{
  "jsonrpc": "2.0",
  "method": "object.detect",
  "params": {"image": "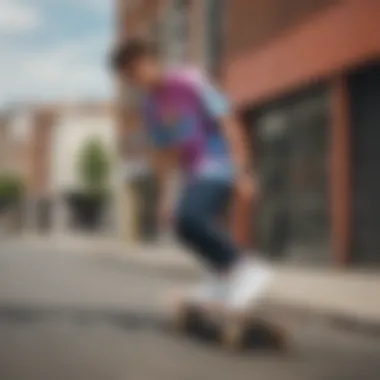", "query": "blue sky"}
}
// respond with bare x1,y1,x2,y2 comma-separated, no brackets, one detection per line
0,0,114,107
